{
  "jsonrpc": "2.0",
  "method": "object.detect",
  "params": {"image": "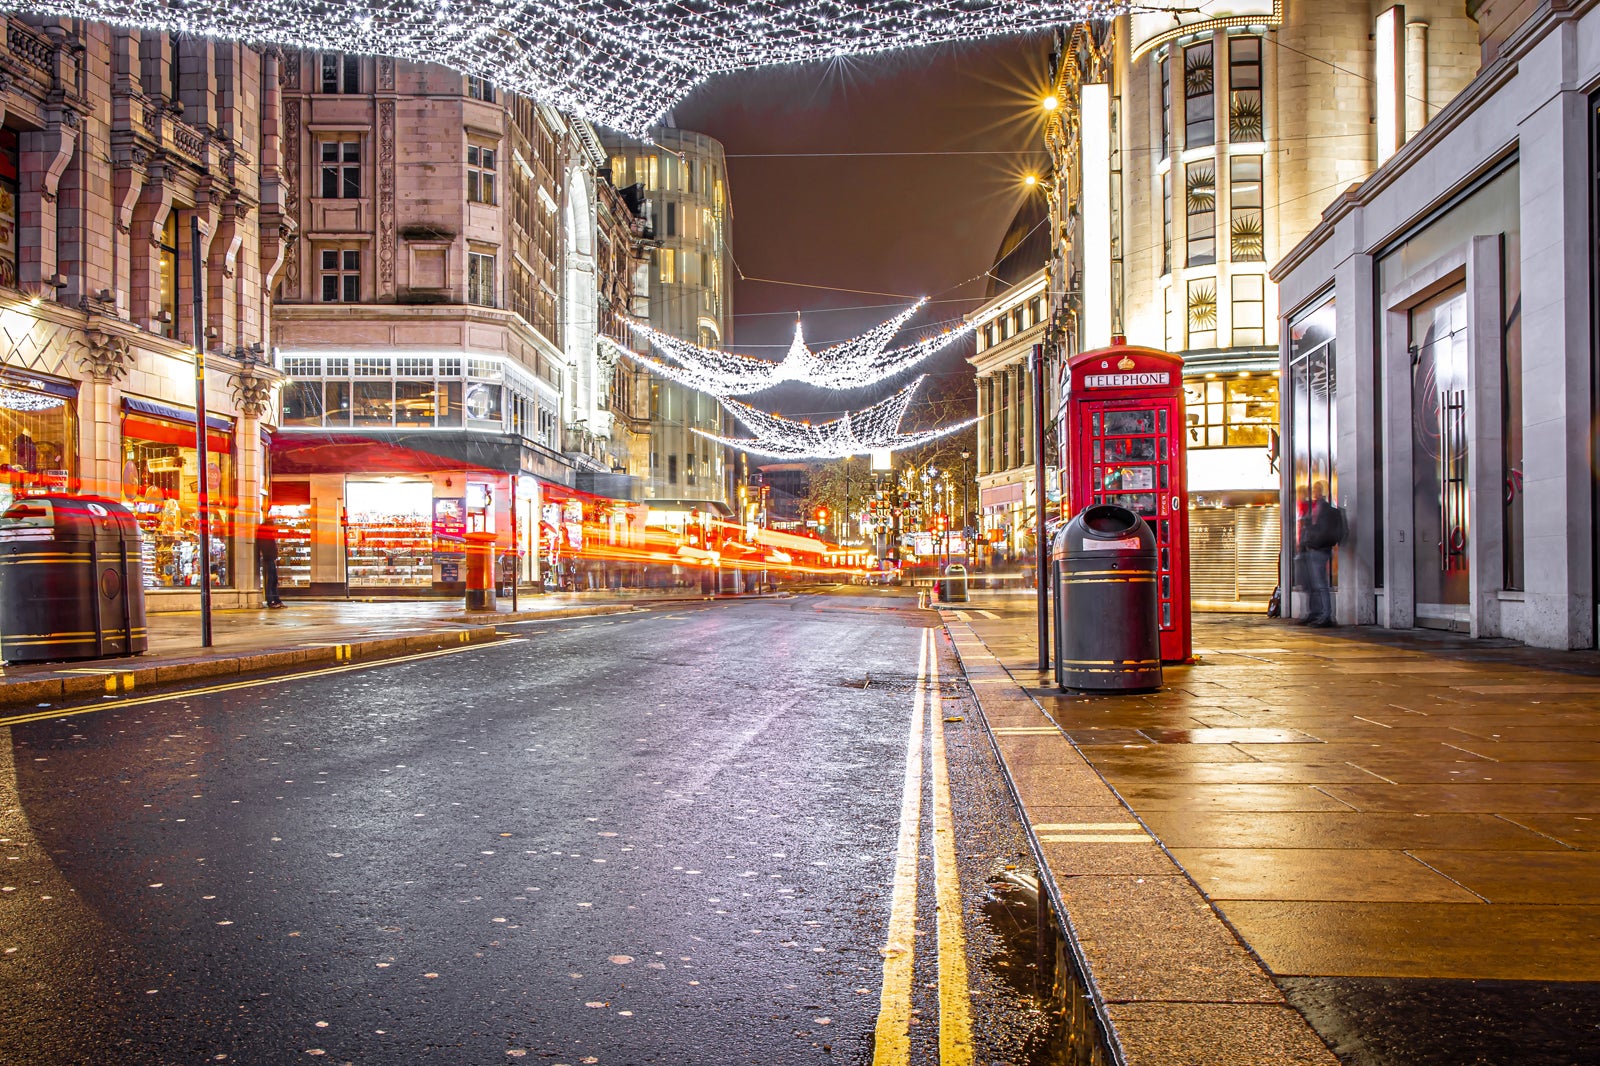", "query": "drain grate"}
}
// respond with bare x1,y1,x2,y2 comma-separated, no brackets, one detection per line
837,671,968,694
